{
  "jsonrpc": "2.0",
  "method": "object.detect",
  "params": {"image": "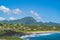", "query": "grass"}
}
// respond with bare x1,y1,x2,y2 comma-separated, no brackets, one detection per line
0,31,22,40
0,36,22,40
0,31,5,34
0,30,60,40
